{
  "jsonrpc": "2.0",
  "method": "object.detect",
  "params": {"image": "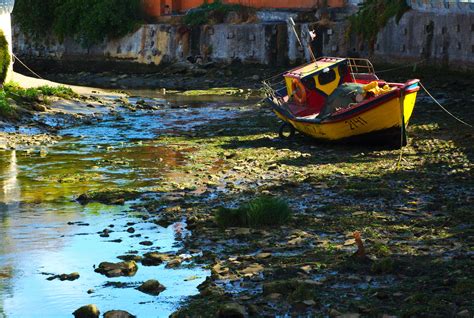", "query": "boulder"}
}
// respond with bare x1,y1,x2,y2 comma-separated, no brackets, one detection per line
94,261,138,277
103,310,136,318
137,280,166,296
72,304,100,318
142,252,169,266
217,303,247,318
